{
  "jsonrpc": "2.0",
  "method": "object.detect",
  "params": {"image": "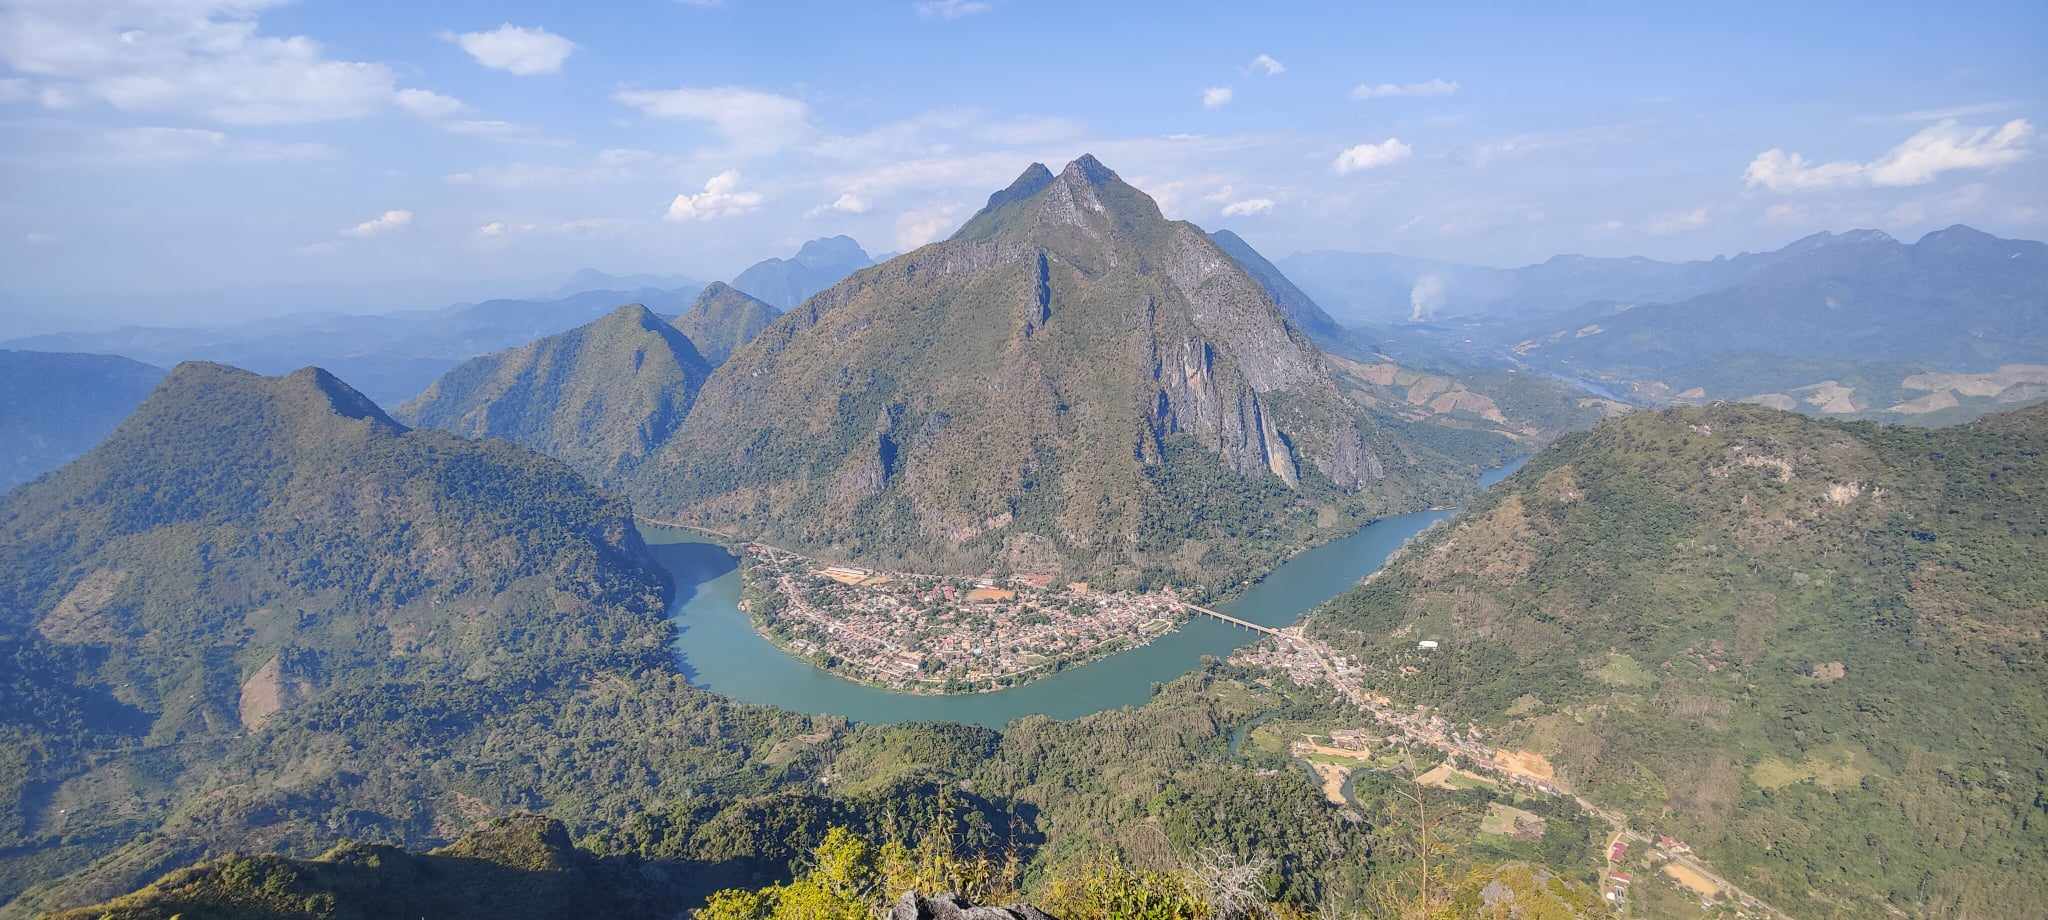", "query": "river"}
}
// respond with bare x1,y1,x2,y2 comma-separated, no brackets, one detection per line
643,458,1526,729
